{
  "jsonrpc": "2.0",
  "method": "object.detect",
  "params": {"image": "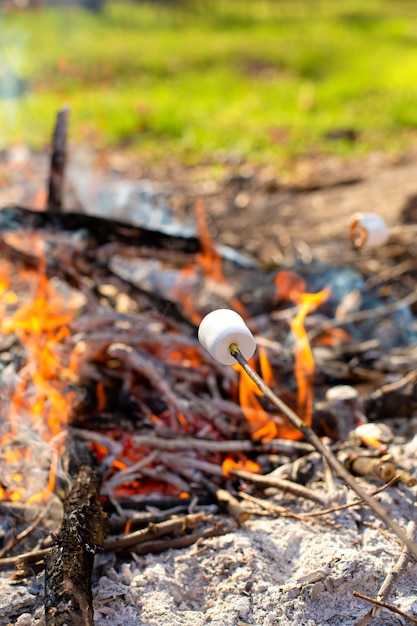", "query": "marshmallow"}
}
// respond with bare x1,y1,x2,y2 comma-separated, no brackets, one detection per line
198,309,256,365
349,212,390,248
